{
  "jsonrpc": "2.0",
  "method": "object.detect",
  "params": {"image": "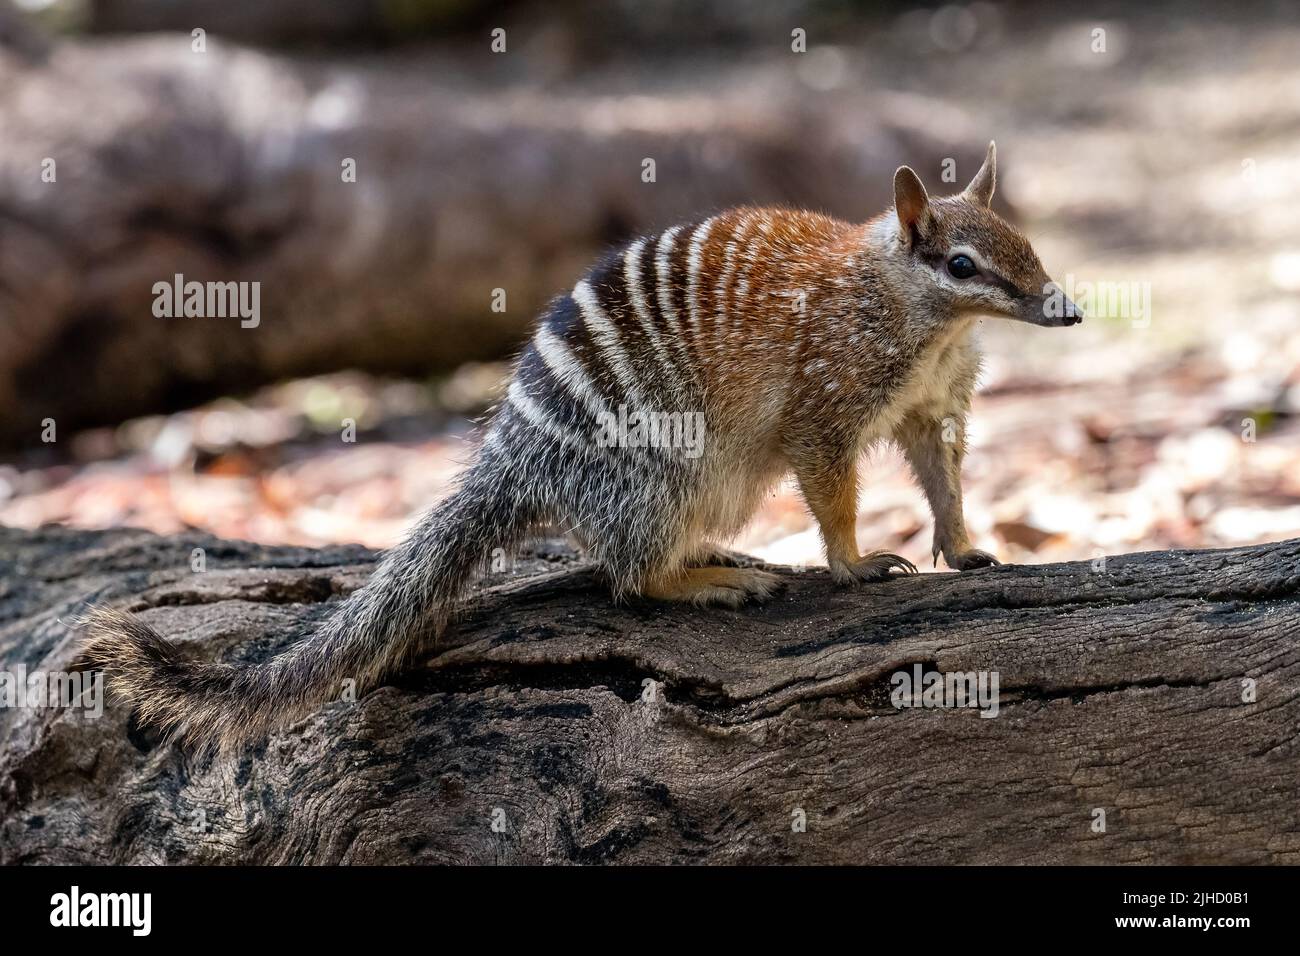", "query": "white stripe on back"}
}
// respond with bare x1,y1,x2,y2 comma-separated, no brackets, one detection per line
624,237,688,404
655,225,684,332
572,279,648,411
655,224,700,388
505,378,552,431
506,377,603,460
714,215,749,349
685,217,716,337
534,324,610,423
732,218,765,338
